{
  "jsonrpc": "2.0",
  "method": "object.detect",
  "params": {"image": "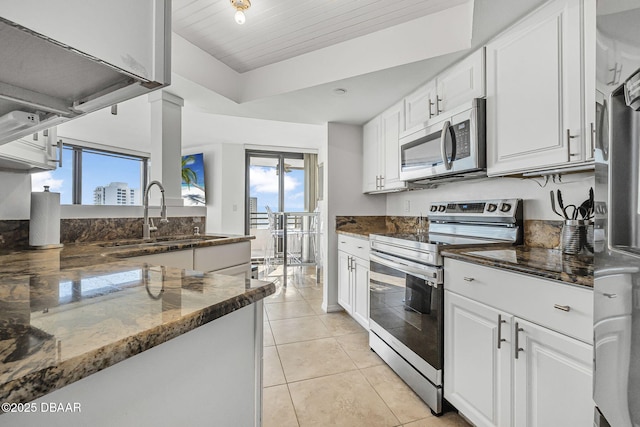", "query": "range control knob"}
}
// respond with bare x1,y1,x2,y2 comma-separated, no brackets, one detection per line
438,205,446,212
500,203,512,212
430,205,438,212
487,203,498,212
